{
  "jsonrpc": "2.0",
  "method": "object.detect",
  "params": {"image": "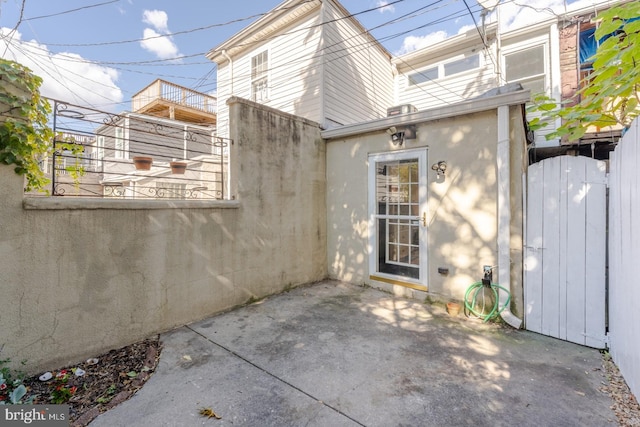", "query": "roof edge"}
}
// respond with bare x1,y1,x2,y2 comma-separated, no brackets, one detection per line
321,89,531,140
